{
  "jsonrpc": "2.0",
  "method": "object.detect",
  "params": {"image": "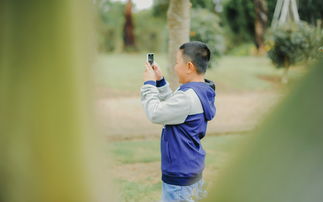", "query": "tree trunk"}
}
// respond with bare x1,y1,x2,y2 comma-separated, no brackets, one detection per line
281,59,290,84
0,1,113,202
281,66,290,84
123,0,136,51
254,0,268,55
167,0,191,89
